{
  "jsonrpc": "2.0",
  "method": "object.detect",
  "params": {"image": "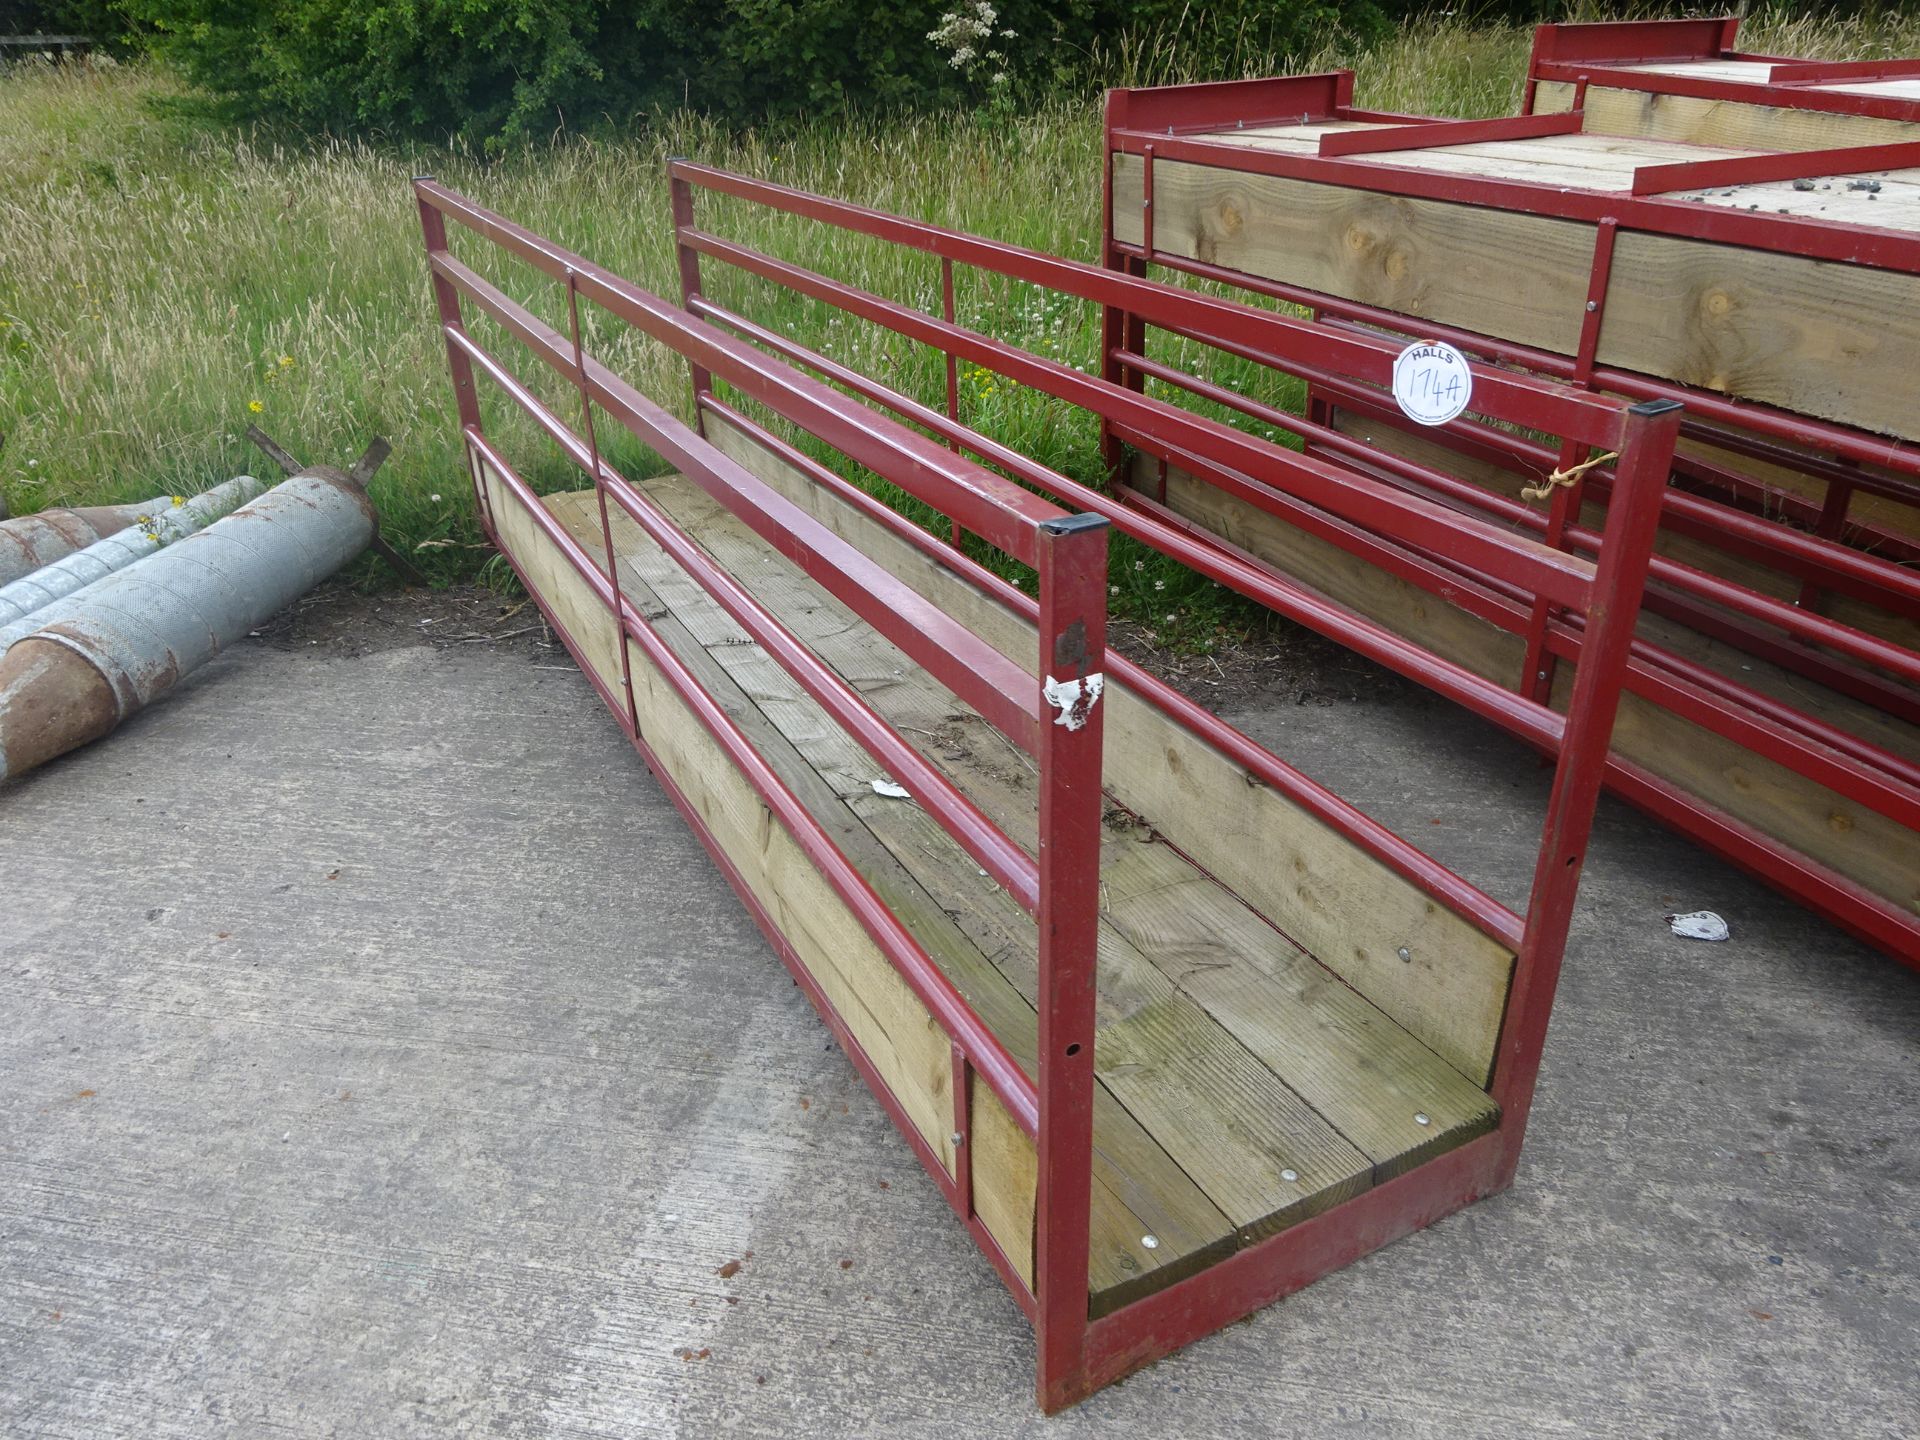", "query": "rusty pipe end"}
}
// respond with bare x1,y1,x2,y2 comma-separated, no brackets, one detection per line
0,637,118,782
294,464,382,529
